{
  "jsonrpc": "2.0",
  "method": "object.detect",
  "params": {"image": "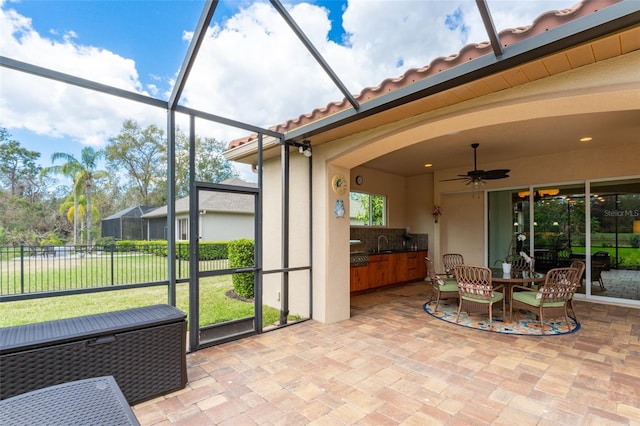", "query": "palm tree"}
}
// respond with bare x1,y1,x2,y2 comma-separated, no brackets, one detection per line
42,155,83,244
44,147,108,246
